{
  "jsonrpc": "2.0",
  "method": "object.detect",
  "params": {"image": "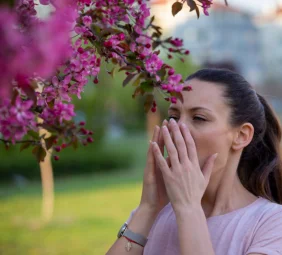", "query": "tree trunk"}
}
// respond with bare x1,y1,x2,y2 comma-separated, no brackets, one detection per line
36,85,54,224
39,132,54,223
